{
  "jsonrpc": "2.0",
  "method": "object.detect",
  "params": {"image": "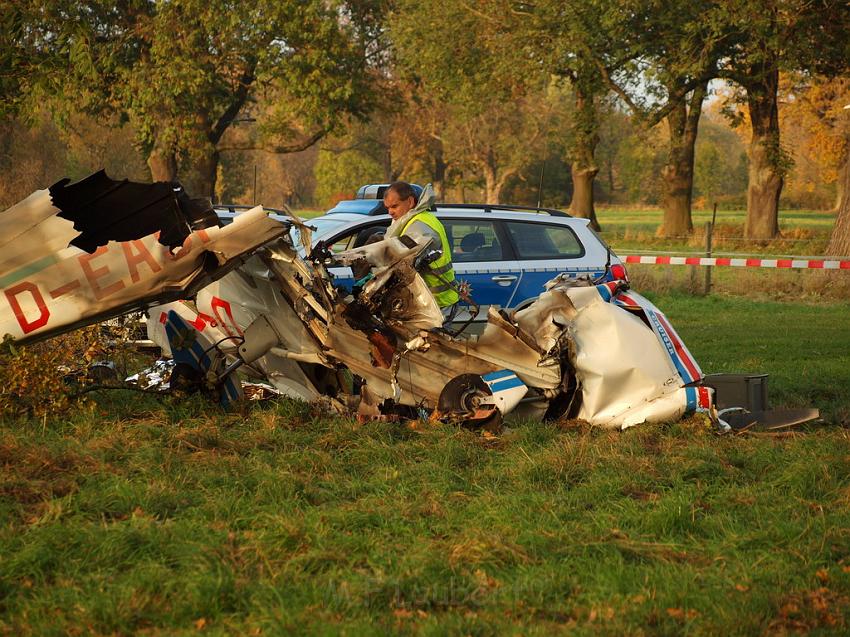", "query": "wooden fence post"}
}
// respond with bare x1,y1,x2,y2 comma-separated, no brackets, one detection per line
704,203,717,295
